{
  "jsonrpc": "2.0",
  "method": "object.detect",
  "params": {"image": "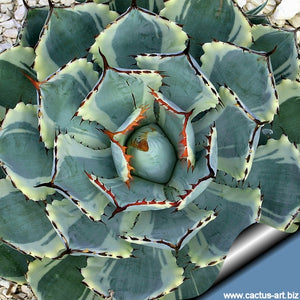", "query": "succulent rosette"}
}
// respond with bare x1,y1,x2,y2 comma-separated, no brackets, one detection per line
0,0,299,299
